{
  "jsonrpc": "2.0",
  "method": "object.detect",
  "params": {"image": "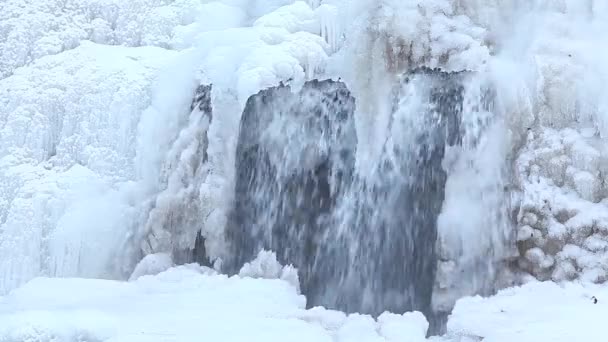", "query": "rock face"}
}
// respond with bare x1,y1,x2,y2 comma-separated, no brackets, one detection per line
224,68,471,324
